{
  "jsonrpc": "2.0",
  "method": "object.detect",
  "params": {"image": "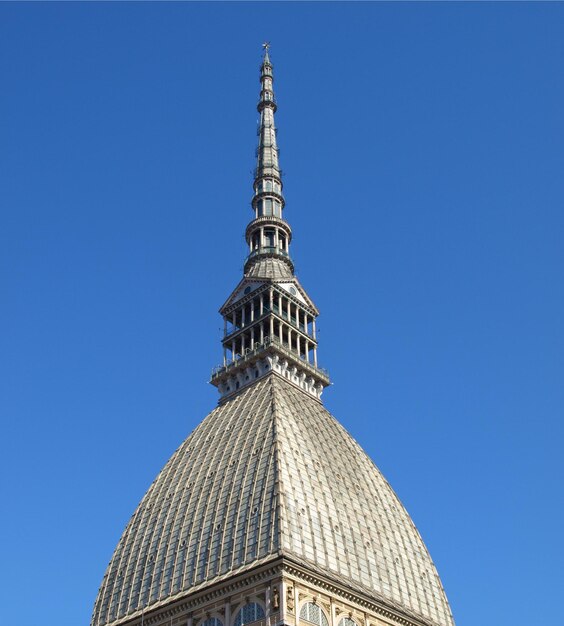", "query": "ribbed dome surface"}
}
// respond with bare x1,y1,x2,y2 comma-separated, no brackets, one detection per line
245,257,293,280
92,376,453,626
